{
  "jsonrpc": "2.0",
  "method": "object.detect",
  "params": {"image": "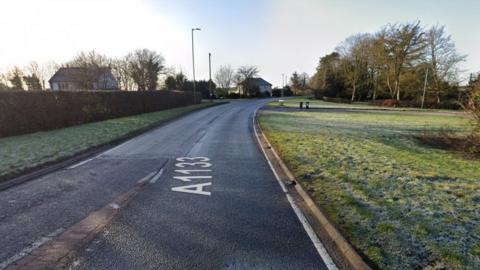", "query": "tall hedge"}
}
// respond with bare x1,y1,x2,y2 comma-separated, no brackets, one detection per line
0,90,199,138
